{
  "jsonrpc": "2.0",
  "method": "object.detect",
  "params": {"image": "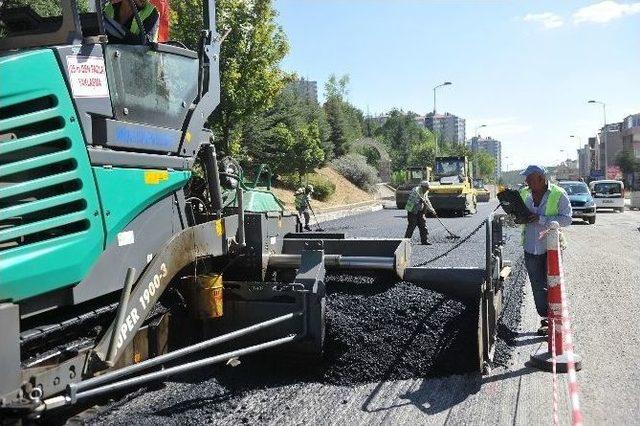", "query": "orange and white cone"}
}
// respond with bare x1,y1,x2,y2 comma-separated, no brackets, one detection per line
530,221,582,374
